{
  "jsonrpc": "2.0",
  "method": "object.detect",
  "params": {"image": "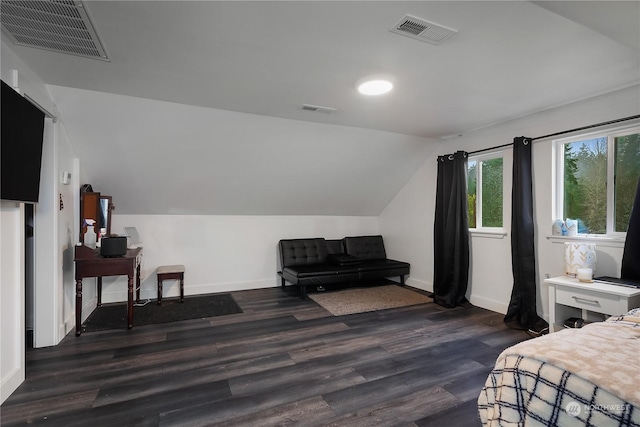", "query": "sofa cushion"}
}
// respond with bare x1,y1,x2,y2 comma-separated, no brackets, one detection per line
343,235,387,260
279,238,328,268
325,239,345,254
357,259,410,272
283,263,360,278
